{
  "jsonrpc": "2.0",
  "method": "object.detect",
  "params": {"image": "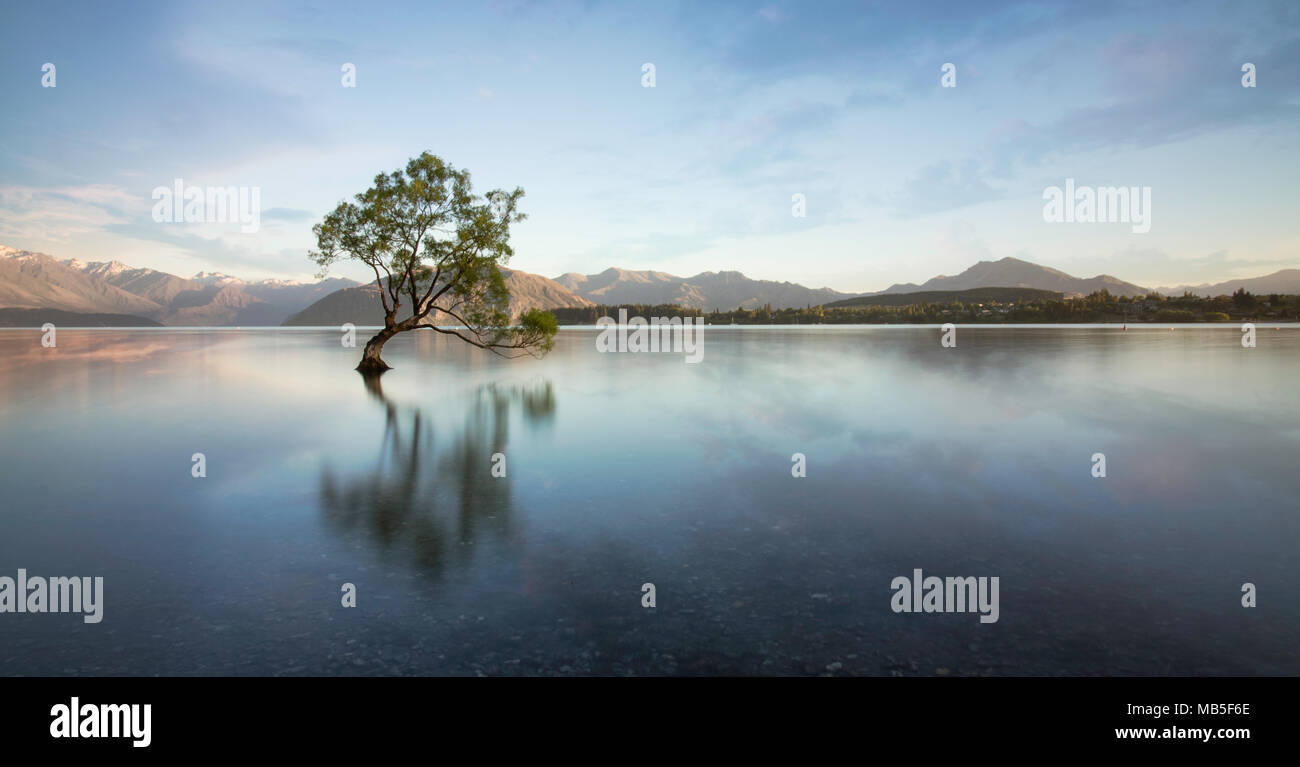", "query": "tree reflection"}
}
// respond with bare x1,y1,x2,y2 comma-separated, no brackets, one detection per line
319,373,556,575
